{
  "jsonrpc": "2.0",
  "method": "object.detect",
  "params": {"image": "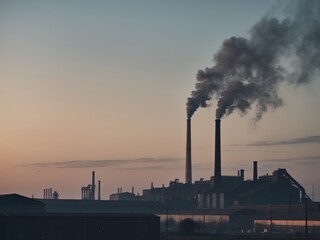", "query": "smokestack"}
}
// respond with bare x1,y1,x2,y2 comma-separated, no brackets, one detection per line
92,171,95,200
214,119,221,188
185,118,192,184
253,161,258,181
98,180,101,200
240,169,244,181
